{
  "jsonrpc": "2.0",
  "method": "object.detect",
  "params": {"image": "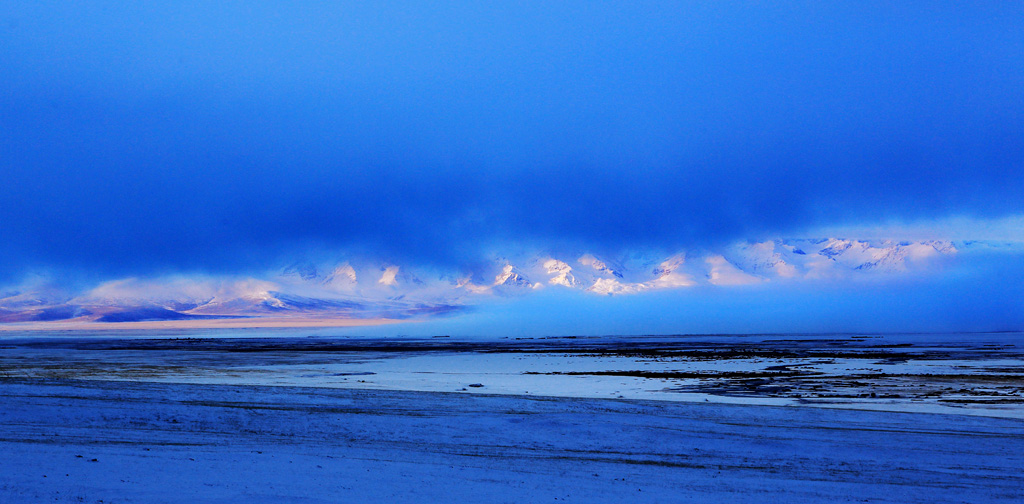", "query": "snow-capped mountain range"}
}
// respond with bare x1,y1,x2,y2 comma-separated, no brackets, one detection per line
1,238,1020,325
